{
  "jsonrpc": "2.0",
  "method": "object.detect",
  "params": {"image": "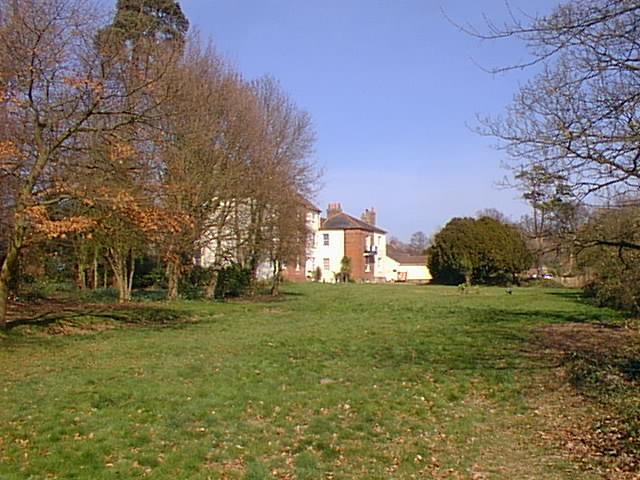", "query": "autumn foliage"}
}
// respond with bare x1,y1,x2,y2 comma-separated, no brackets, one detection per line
0,0,317,321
